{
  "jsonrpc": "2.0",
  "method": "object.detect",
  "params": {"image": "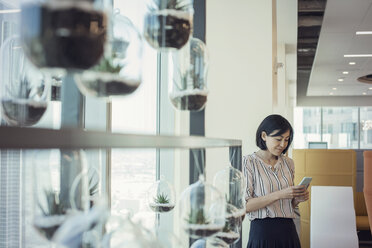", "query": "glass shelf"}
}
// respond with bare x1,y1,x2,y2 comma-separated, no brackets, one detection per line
0,126,242,149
